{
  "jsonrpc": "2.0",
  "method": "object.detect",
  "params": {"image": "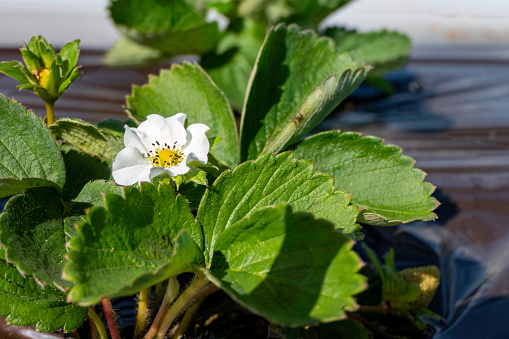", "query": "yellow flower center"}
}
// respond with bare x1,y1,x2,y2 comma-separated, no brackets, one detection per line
38,68,51,89
146,141,184,168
